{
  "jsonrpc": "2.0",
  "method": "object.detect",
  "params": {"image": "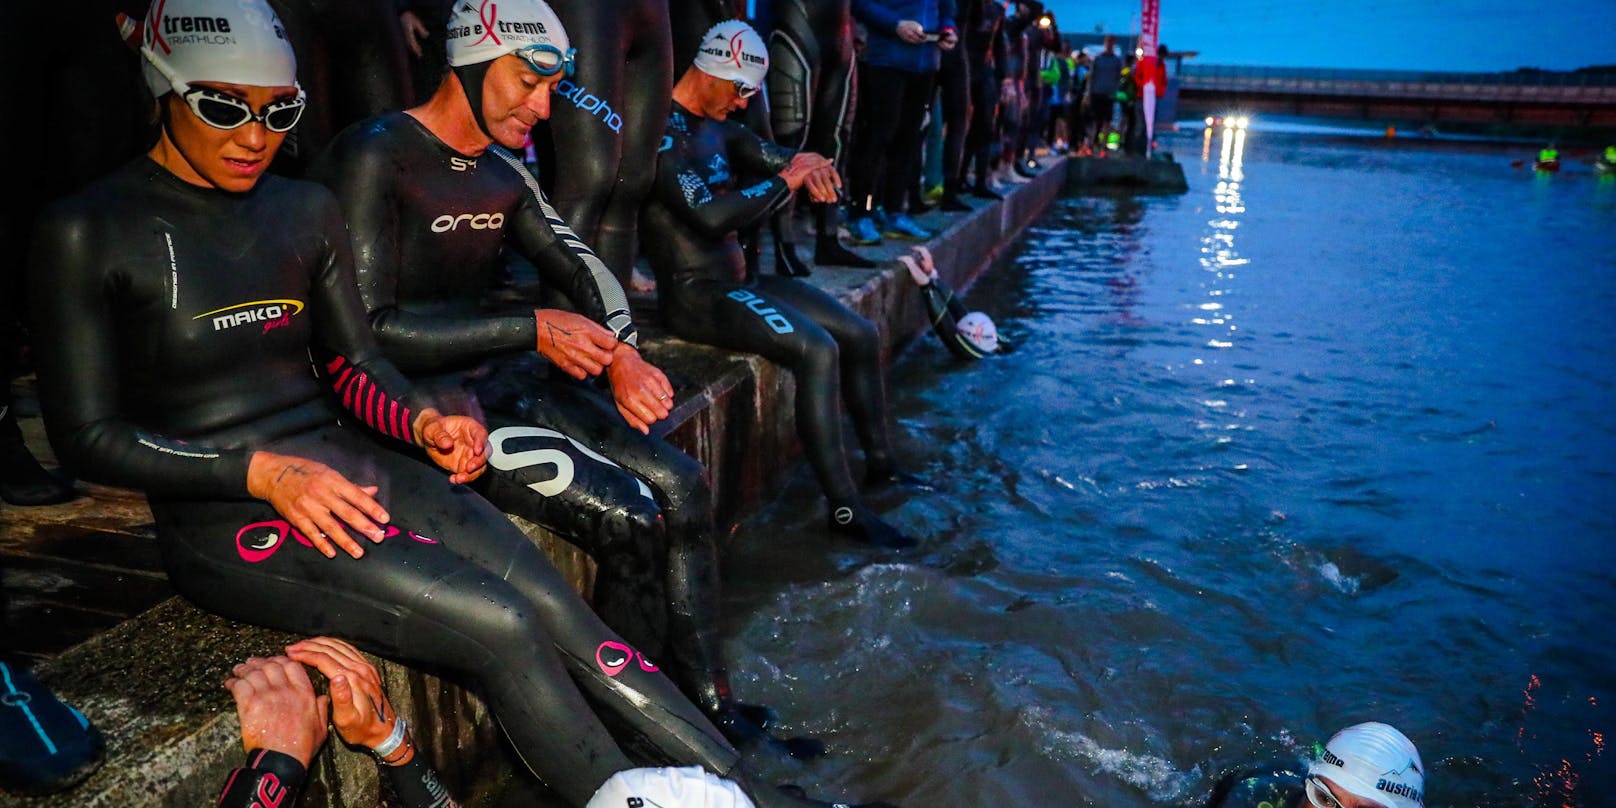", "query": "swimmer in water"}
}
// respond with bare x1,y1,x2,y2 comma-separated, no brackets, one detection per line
643,20,920,549
1206,722,1427,808
897,245,1011,360
27,2,880,805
